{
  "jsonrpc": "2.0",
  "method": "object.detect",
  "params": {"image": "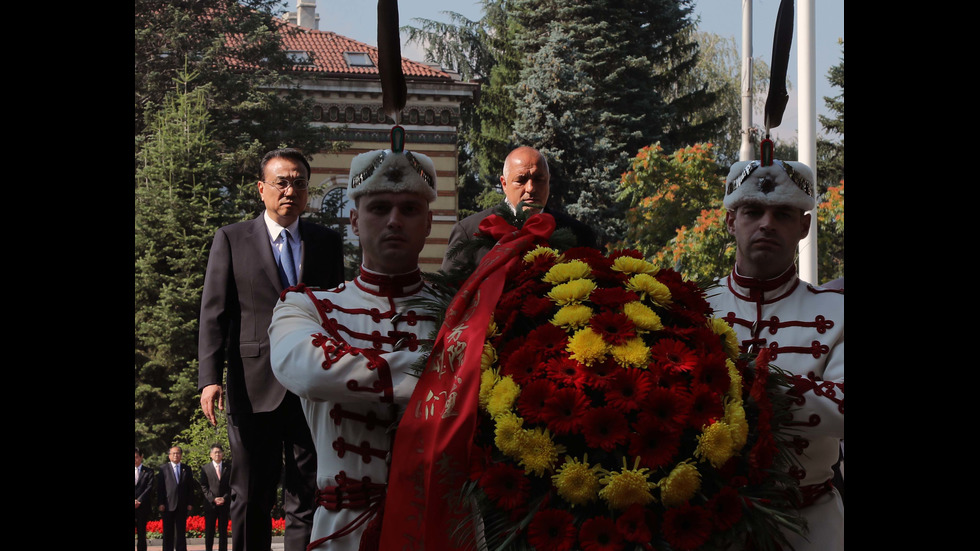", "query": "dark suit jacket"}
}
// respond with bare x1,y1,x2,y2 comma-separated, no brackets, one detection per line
441,204,598,272
198,215,345,414
135,465,154,518
158,463,195,512
199,461,232,510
